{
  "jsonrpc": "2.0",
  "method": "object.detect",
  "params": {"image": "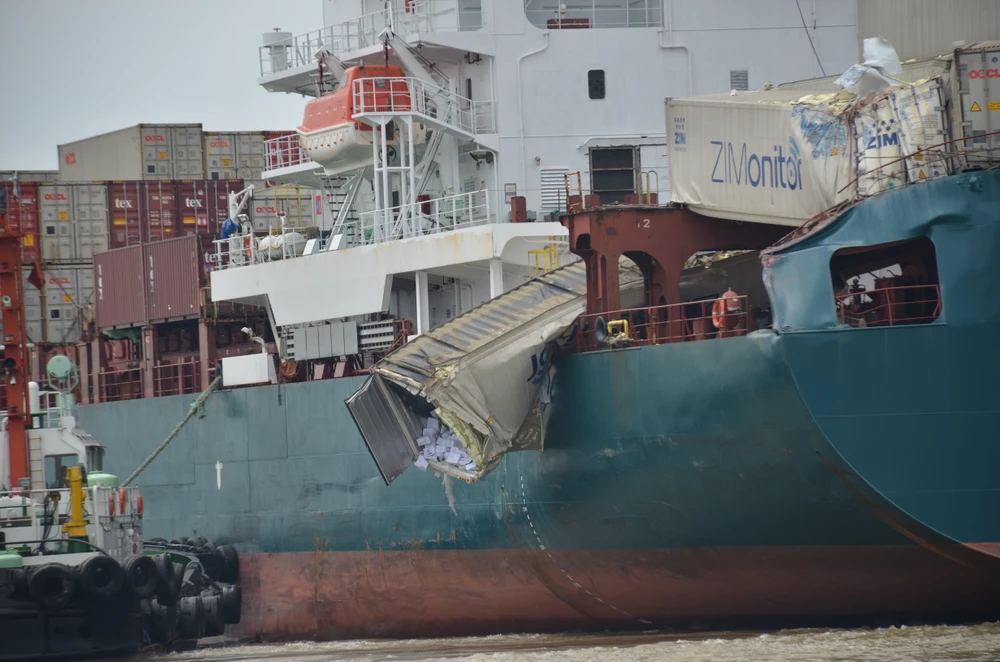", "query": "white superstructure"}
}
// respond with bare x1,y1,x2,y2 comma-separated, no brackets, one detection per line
210,0,876,362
